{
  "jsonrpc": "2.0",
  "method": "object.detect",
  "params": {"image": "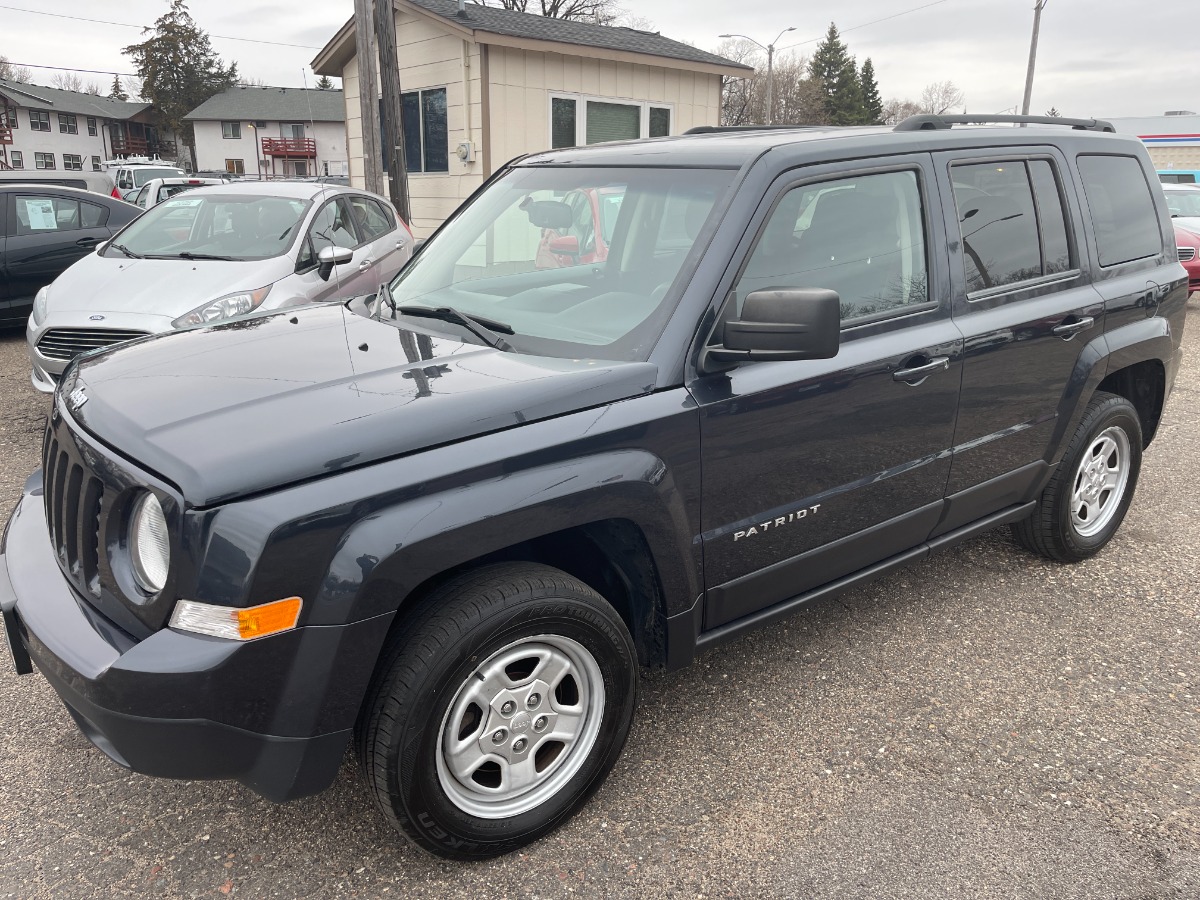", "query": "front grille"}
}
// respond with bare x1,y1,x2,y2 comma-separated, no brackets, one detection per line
42,428,105,598
1178,247,1196,262
36,328,148,361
